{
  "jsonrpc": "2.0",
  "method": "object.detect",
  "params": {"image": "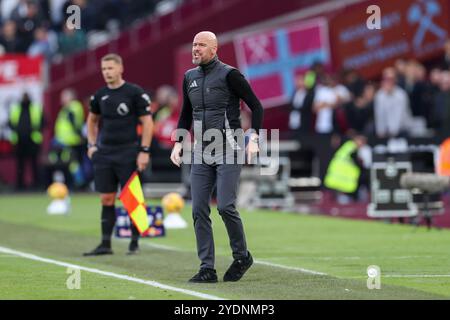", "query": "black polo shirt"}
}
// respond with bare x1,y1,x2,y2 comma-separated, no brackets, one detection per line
90,82,151,146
